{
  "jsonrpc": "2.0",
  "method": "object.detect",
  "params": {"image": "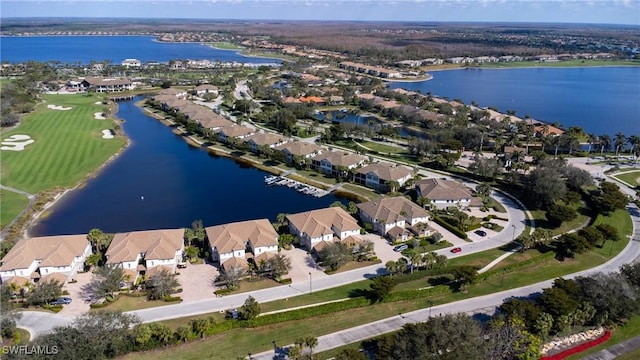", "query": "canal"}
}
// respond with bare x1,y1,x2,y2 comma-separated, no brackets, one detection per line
32,96,346,236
